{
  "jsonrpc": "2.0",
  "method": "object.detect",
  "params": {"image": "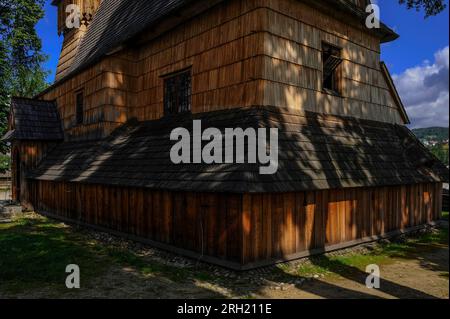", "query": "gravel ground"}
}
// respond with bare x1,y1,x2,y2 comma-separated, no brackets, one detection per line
1,214,448,299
